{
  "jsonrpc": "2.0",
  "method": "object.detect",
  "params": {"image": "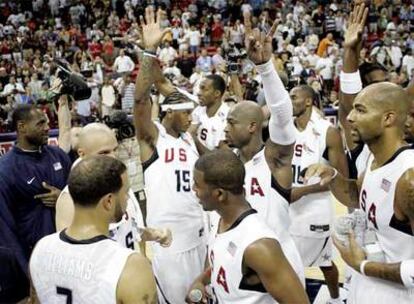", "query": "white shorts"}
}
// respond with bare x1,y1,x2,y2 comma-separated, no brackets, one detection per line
292,235,333,267
348,272,414,304
152,244,207,304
